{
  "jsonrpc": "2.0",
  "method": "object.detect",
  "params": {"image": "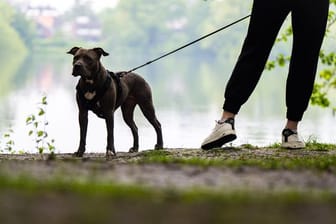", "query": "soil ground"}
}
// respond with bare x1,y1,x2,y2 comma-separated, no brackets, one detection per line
1,147,336,224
